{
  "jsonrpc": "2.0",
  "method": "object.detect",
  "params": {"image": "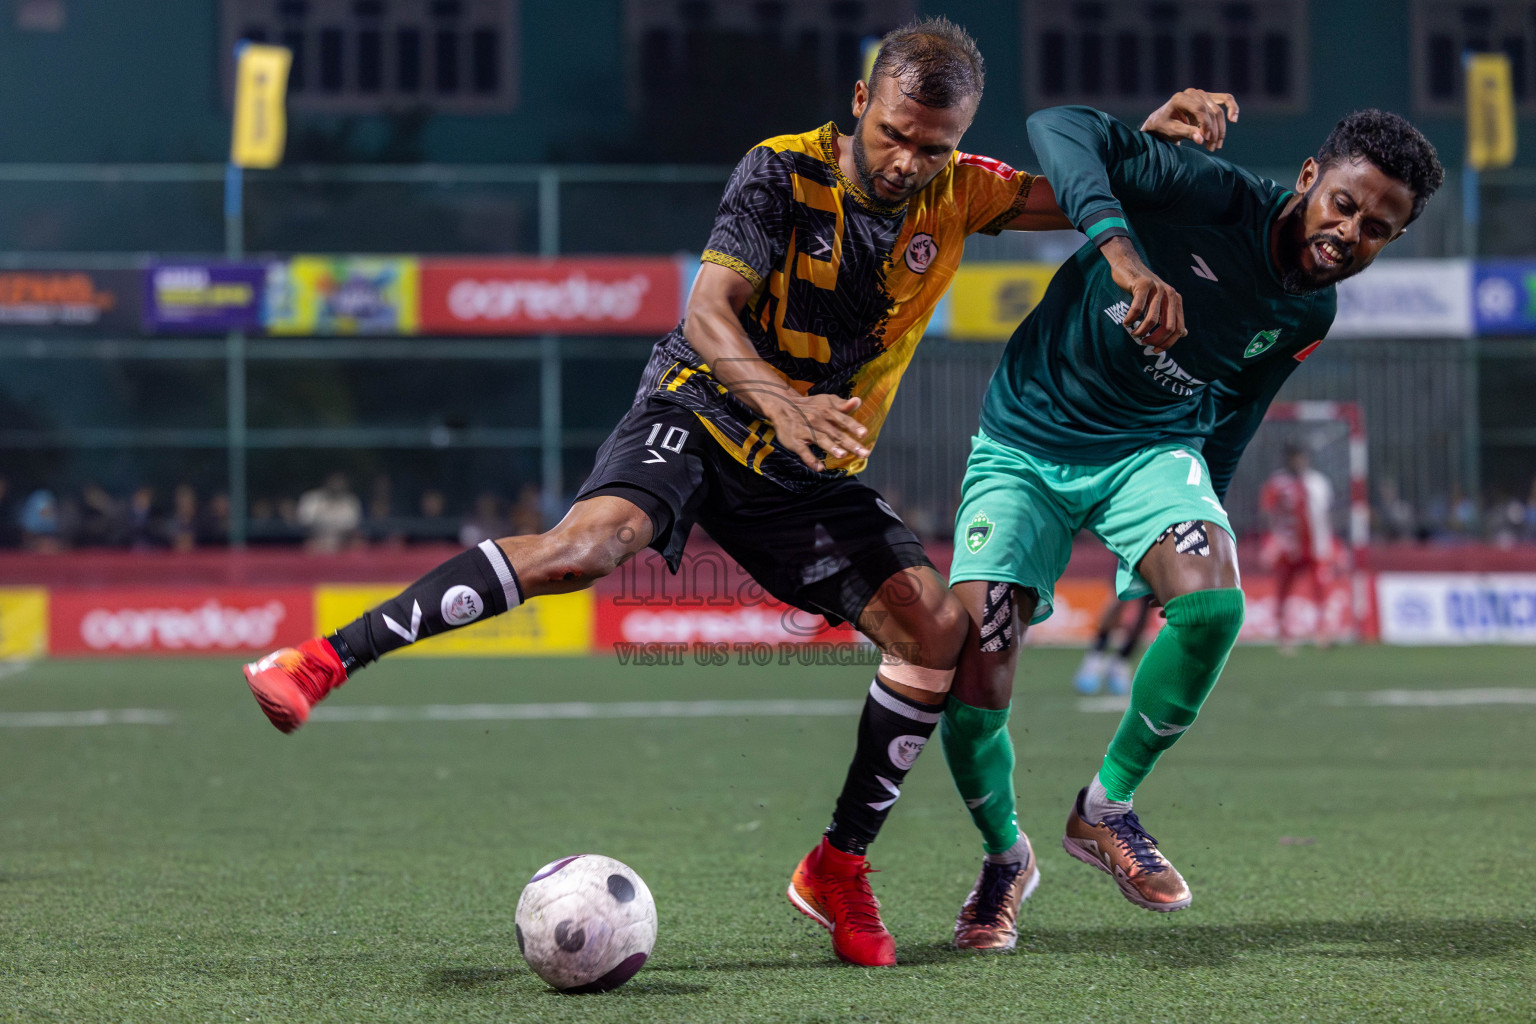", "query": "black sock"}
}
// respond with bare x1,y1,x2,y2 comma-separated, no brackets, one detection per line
333,540,522,668
824,677,944,855
1116,598,1155,659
